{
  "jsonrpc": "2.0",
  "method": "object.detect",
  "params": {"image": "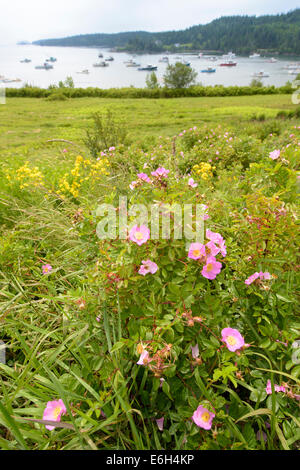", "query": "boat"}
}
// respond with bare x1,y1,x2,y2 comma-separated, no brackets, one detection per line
182,61,191,66
126,61,141,67
159,56,169,63
201,67,216,73
98,52,103,58
20,58,31,63
35,62,53,70
1,78,22,83
93,61,109,67
220,60,237,67
249,53,261,59
105,56,114,61
222,51,236,59
46,57,57,62
76,69,89,74
252,70,269,78
288,69,300,75
265,57,278,63
138,65,158,71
